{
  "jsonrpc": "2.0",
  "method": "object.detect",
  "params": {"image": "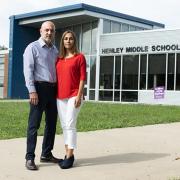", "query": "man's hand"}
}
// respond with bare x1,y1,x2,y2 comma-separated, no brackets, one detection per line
29,92,39,105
